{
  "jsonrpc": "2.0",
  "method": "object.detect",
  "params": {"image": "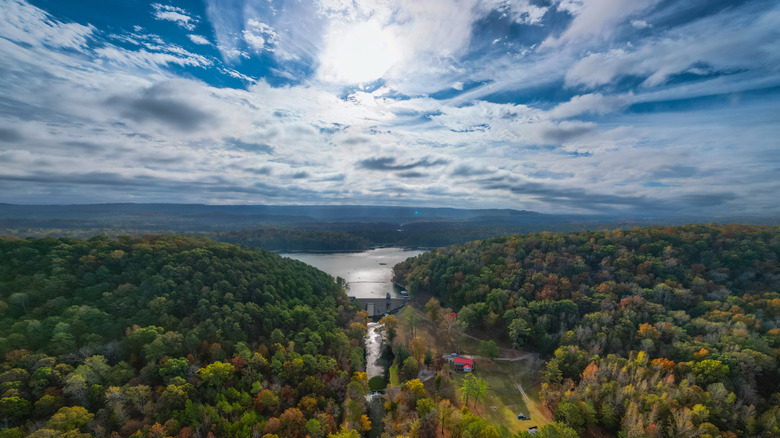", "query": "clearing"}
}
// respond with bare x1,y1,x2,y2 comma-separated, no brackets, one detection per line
395,305,552,436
